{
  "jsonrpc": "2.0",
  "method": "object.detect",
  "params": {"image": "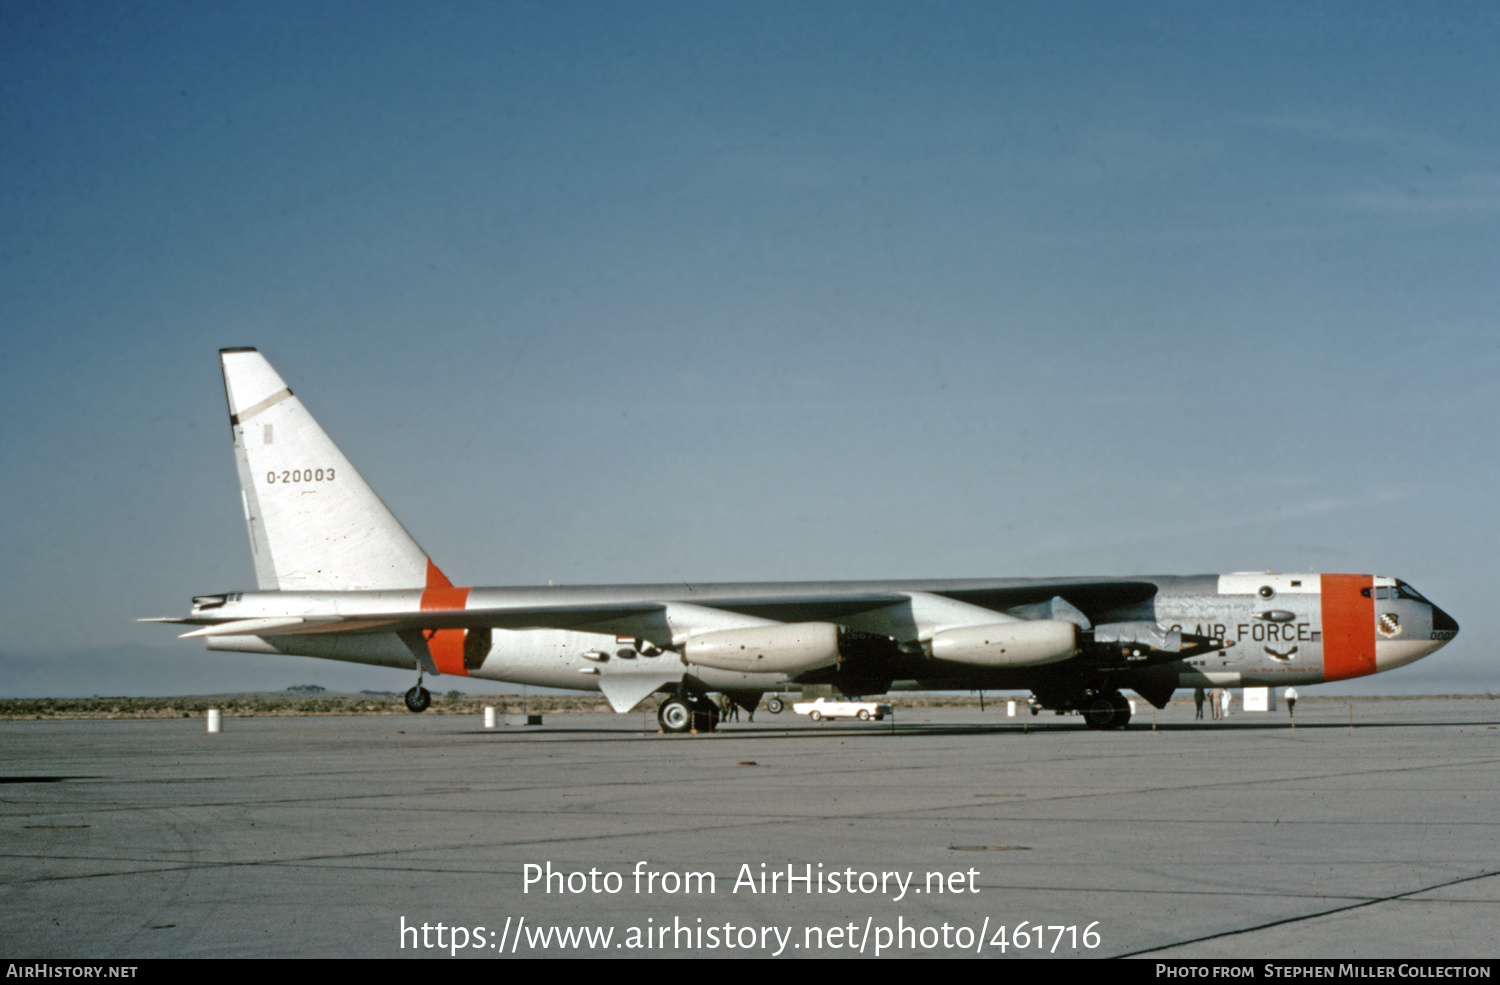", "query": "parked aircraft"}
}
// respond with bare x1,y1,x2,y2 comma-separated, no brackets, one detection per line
144,349,1460,730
